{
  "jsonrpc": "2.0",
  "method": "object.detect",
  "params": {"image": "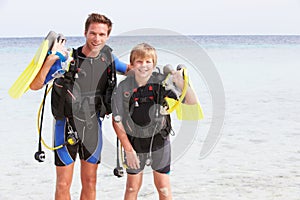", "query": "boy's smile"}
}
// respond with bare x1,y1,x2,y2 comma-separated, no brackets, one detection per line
133,57,154,79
